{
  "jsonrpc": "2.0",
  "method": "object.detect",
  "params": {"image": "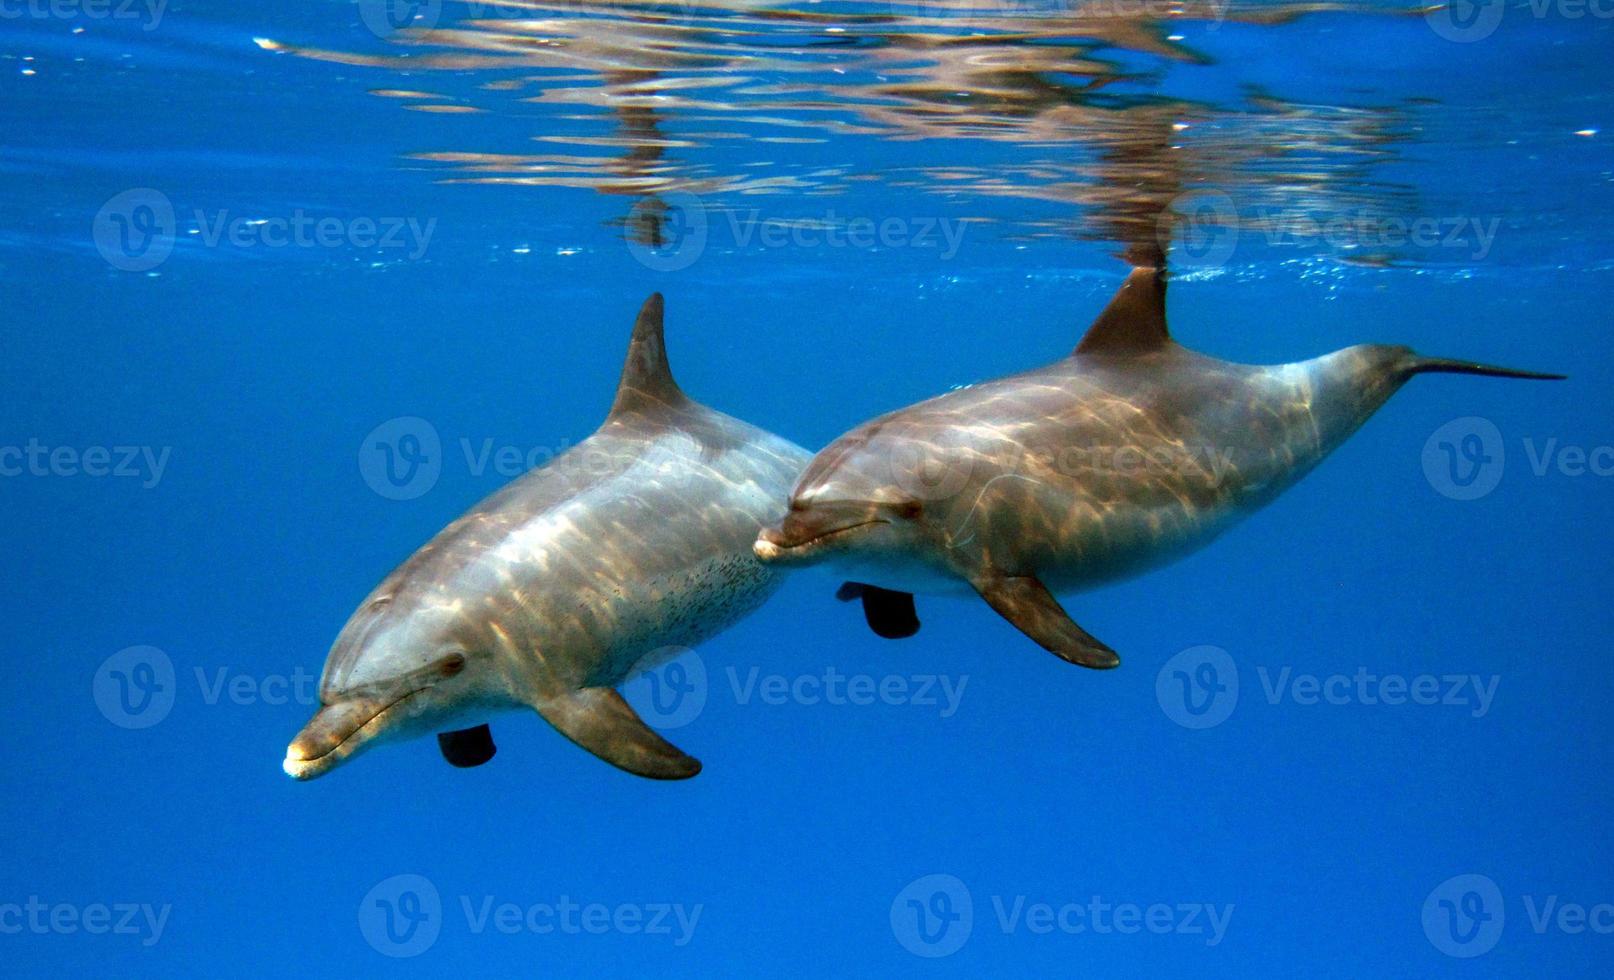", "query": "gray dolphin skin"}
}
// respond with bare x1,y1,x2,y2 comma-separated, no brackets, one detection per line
754,264,1563,667
285,294,809,780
